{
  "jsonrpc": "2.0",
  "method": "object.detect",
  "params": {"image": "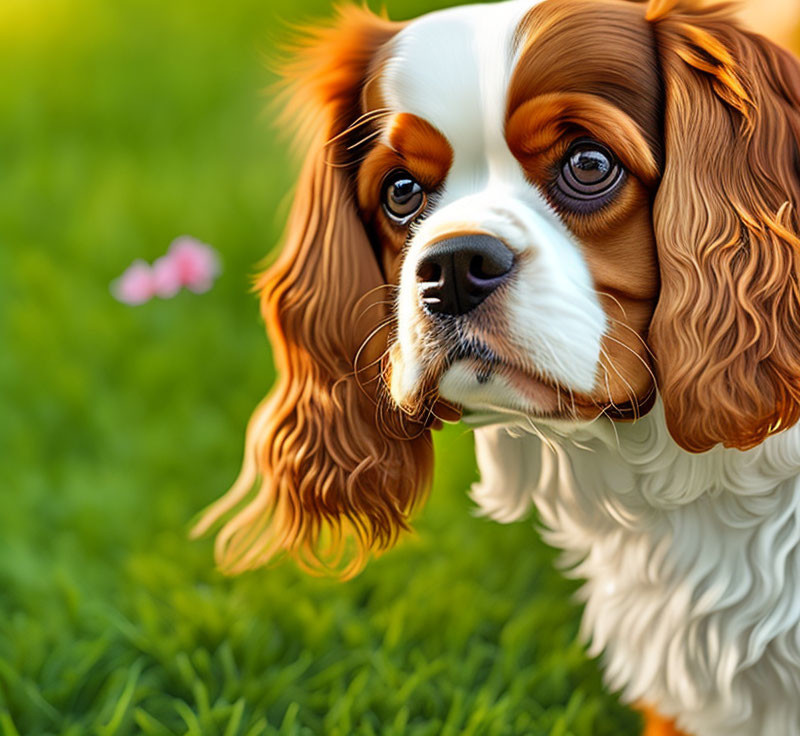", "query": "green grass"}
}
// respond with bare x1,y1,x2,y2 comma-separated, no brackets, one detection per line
0,0,640,733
